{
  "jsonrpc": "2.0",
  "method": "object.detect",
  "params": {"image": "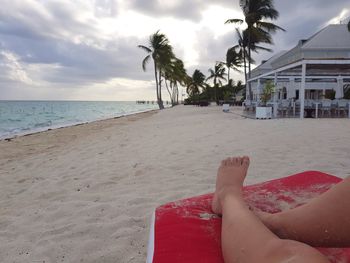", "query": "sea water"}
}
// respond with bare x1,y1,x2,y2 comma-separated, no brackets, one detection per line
0,101,159,140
